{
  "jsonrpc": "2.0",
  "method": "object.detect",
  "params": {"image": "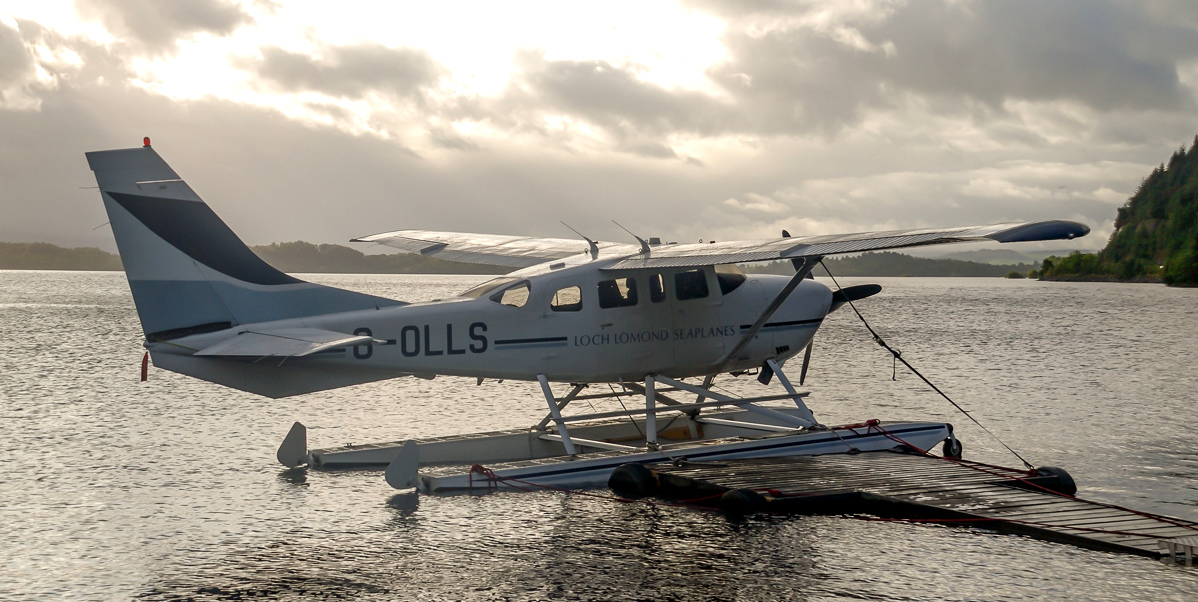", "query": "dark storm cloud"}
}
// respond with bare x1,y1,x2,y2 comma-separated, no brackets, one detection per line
0,70,724,250
427,126,479,151
75,0,251,51
508,54,726,136
729,0,1198,111
0,20,34,89
254,44,445,102
500,0,1198,140
872,1,1196,111
1,1,1193,250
